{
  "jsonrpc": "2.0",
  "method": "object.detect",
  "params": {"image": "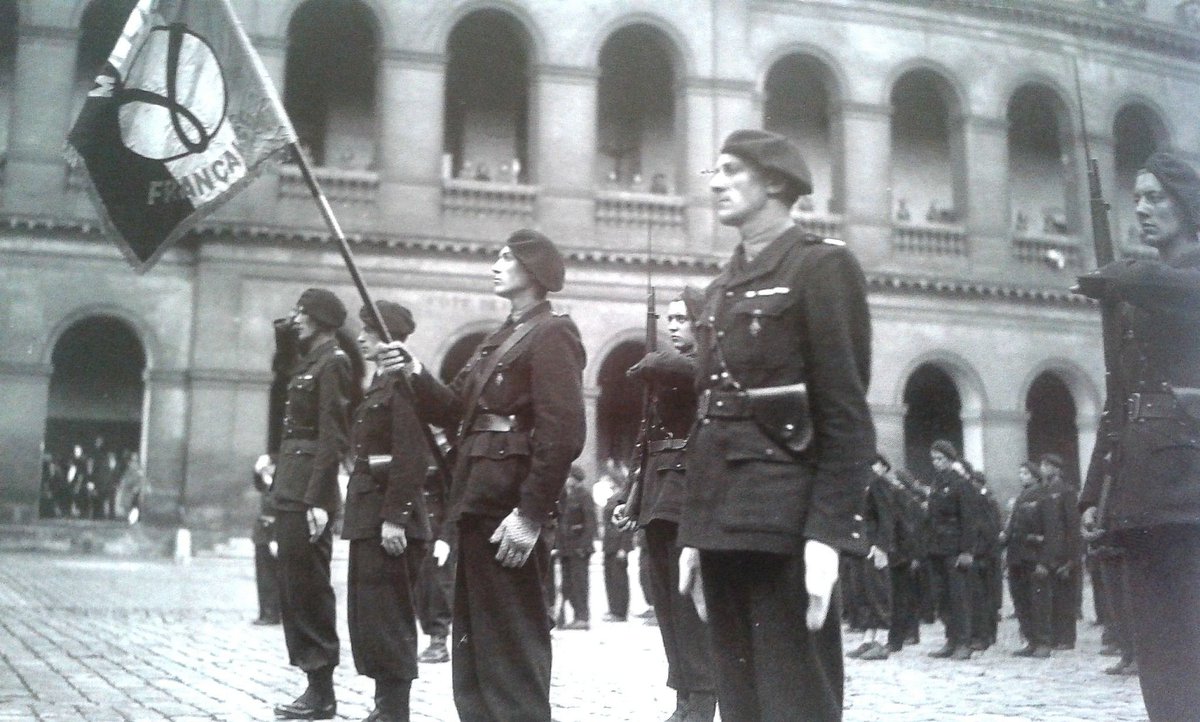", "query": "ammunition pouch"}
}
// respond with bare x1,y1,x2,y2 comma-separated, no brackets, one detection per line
744,383,813,456
1170,386,1200,423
